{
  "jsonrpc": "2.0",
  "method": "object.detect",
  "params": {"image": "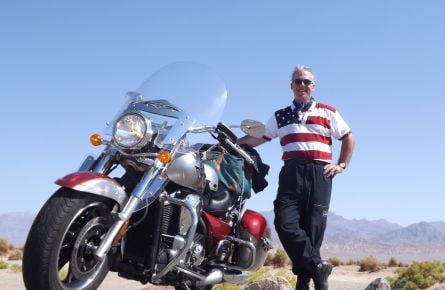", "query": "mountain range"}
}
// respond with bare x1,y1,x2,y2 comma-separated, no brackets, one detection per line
1,211,445,262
